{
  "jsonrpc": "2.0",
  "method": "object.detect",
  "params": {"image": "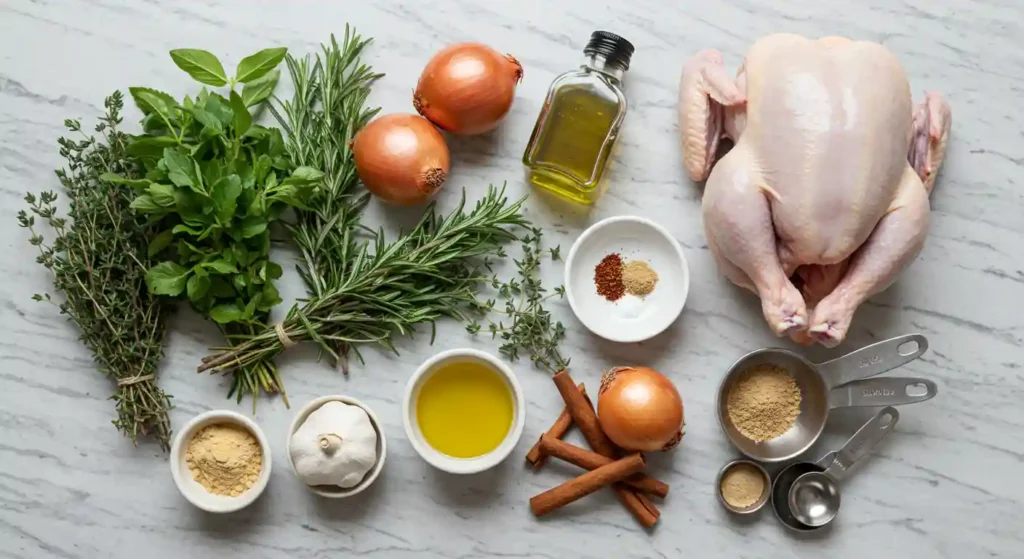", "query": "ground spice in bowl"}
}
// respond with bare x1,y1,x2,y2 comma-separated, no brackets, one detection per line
719,462,767,509
726,364,802,442
594,253,625,301
186,423,263,496
622,260,658,297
